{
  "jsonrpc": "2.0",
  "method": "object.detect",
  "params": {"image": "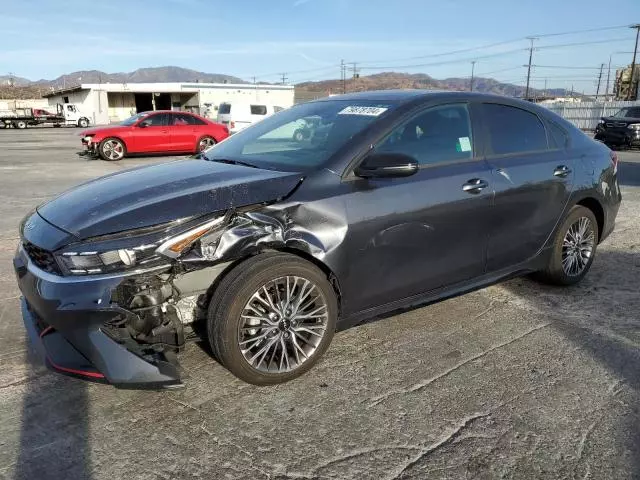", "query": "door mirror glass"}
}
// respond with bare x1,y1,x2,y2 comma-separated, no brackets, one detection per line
138,120,150,128
355,153,419,178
